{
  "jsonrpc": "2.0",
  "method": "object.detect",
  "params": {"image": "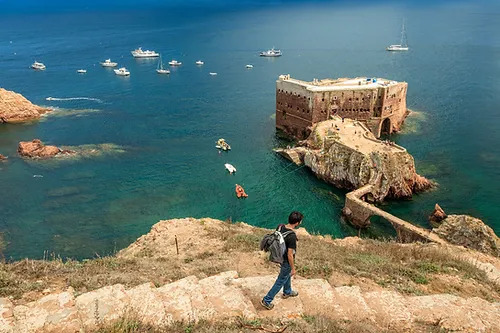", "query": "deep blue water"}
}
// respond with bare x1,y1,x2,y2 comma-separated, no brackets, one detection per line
1,1,499,259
